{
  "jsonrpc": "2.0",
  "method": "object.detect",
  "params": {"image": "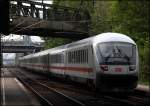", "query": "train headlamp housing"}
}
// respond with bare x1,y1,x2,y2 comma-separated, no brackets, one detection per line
129,65,136,71
100,65,108,71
